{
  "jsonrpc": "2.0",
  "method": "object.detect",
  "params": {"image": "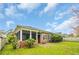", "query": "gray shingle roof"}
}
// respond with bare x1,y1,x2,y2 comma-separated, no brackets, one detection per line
14,25,52,34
